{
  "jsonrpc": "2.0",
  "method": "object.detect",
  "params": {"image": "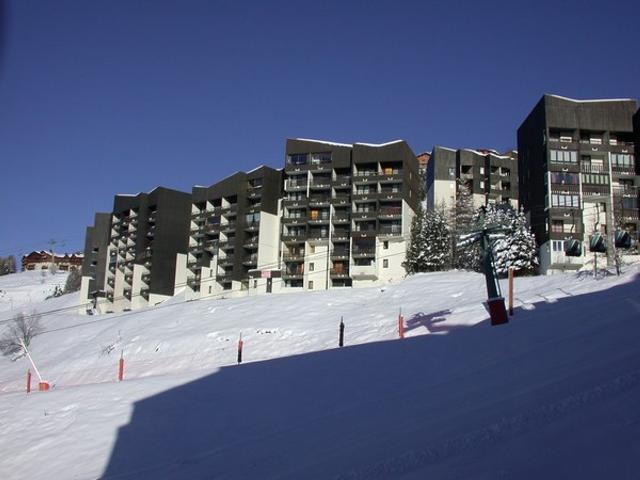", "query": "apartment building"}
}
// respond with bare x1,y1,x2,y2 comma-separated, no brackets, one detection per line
426,146,519,210
281,138,421,291
518,94,639,274
180,166,283,299
80,187,192,313
79,213,111,311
